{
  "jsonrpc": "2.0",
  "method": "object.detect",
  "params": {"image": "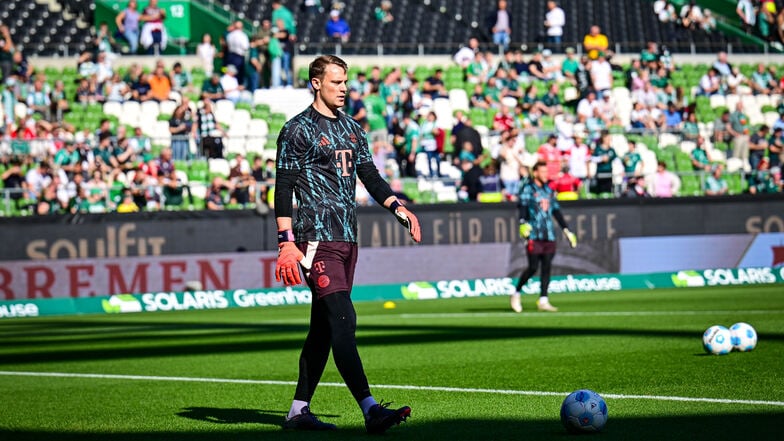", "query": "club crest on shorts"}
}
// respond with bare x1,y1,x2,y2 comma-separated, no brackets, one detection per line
317,275,331,288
